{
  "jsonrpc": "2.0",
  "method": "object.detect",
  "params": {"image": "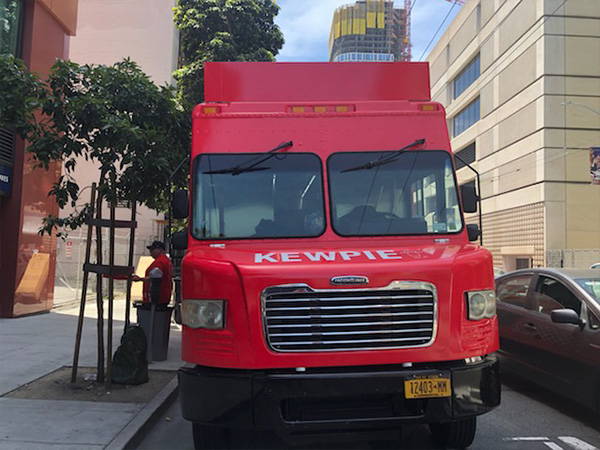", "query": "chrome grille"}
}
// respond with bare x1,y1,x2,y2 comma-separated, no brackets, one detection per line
262,281,437,352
